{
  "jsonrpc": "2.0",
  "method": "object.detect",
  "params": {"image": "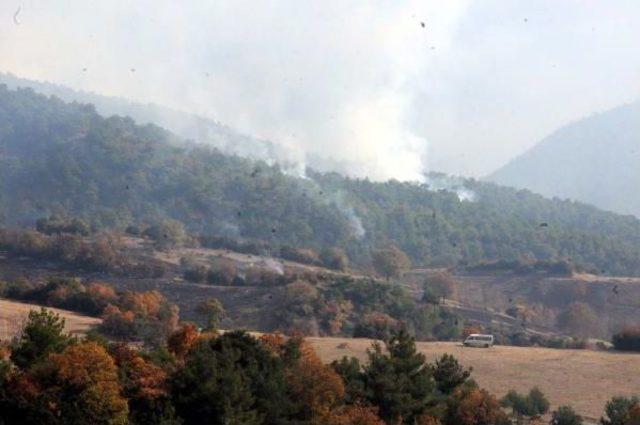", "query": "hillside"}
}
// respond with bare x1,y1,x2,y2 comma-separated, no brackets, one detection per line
2,85,640,274
309,338,640,421
489,101,640,217
0,72,287,165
